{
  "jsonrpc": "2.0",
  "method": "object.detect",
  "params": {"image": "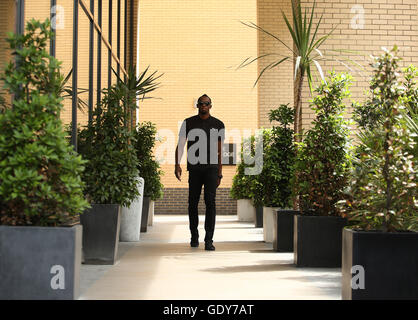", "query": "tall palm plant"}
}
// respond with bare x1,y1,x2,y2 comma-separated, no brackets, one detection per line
112,65,163,130
240,0,361,141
